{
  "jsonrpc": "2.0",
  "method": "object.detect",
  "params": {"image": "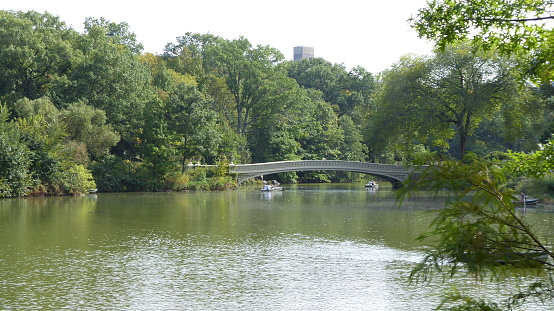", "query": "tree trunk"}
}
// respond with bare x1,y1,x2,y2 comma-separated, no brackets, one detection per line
459,130,467,159
236,106,243,134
